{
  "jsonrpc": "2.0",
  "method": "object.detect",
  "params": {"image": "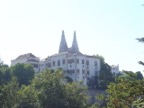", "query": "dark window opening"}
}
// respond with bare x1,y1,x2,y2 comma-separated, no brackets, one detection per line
62,59,65,64
82,59,84,64
53,61,55,66
86,60,89,65
58,60,60,66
